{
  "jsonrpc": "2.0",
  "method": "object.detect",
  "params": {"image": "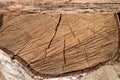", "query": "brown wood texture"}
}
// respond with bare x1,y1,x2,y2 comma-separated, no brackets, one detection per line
0,0,120,13
0,13,119,77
